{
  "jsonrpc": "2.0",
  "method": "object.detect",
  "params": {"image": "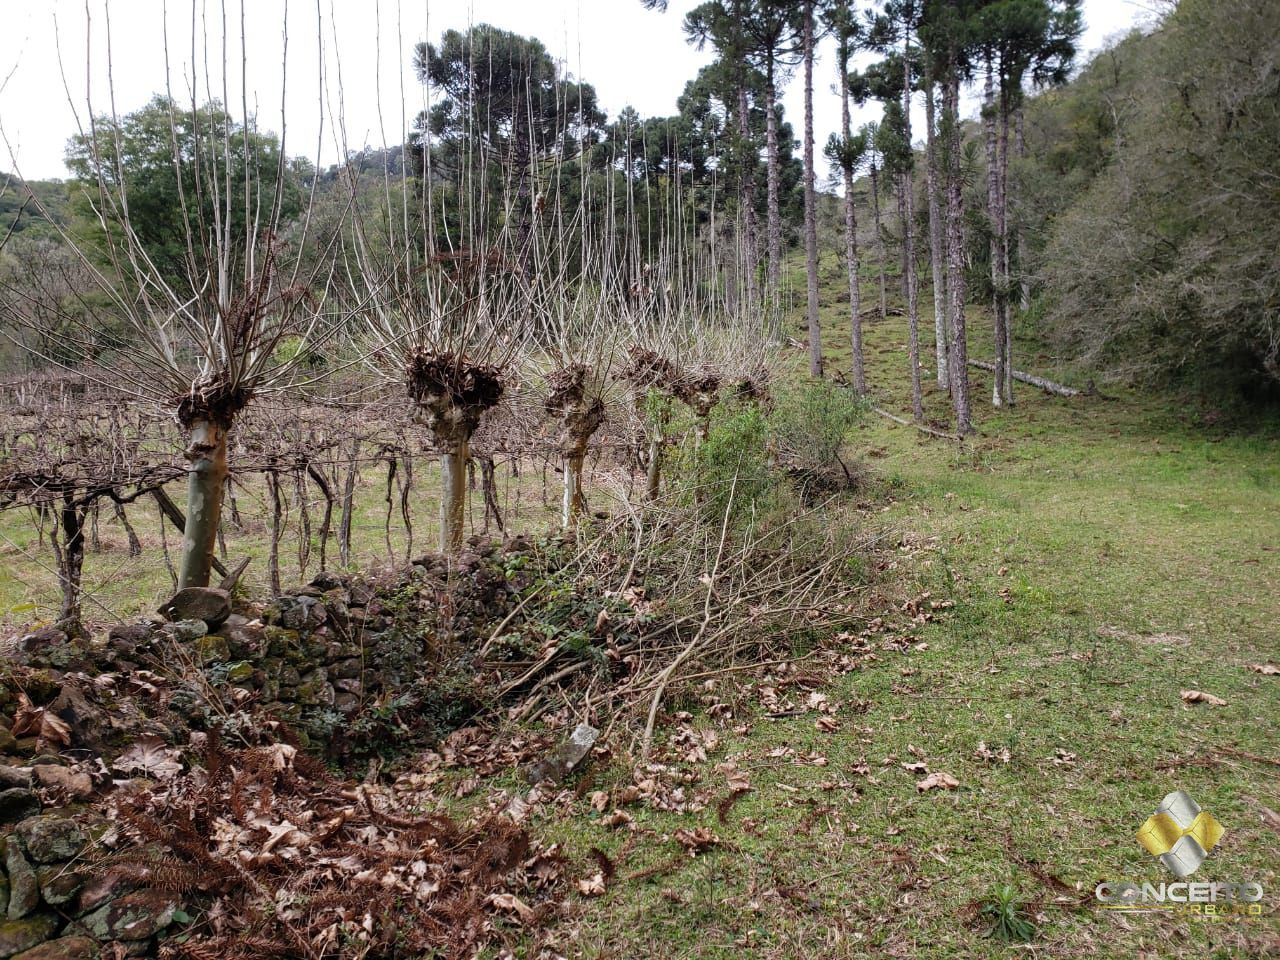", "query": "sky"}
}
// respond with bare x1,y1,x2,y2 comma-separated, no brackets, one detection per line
0,0,1157,184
